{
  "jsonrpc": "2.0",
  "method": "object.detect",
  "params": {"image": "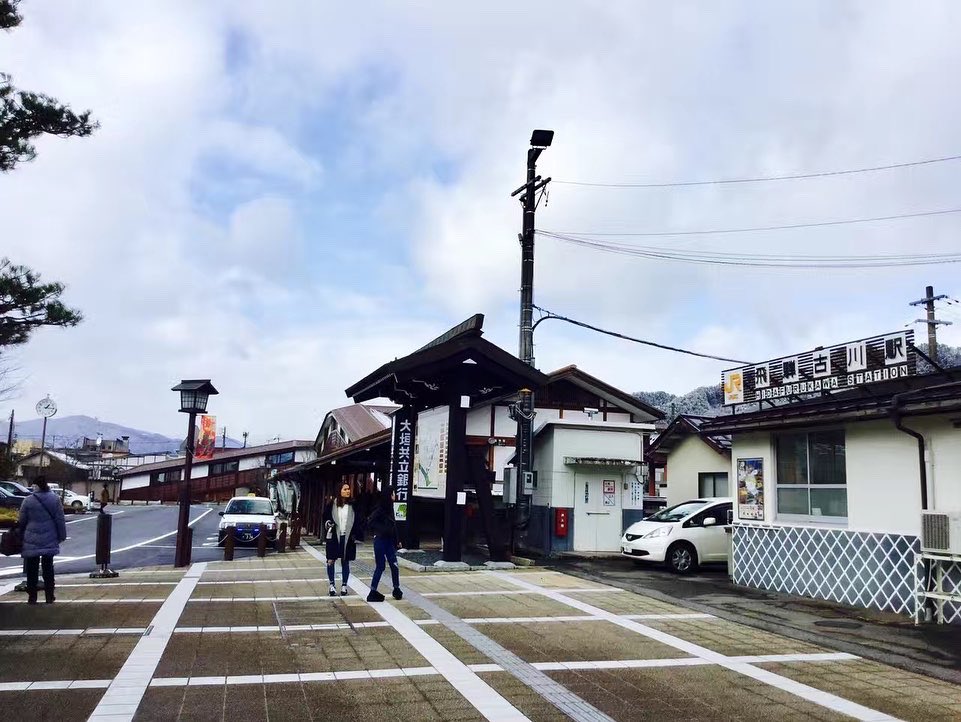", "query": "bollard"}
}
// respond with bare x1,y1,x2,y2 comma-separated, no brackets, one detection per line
290,513,301,549
90,511,119,579
223,526,235,561
256,523,268,558
277,523,287,554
